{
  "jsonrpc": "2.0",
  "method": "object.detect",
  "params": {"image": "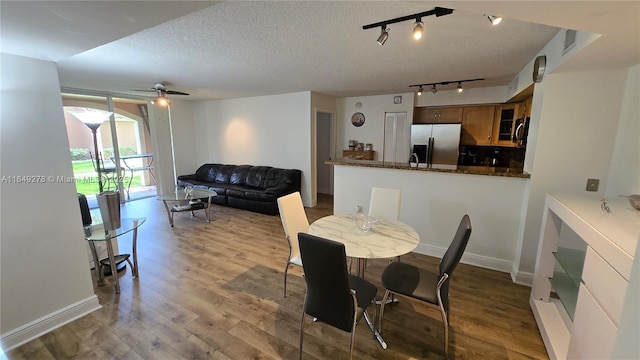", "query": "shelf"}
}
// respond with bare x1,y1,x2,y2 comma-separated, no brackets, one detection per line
550,270,579,320
553,247,586,287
